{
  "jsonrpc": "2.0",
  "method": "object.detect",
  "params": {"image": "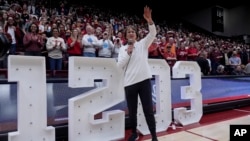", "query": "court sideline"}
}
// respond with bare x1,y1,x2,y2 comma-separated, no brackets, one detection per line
123,106,250,141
